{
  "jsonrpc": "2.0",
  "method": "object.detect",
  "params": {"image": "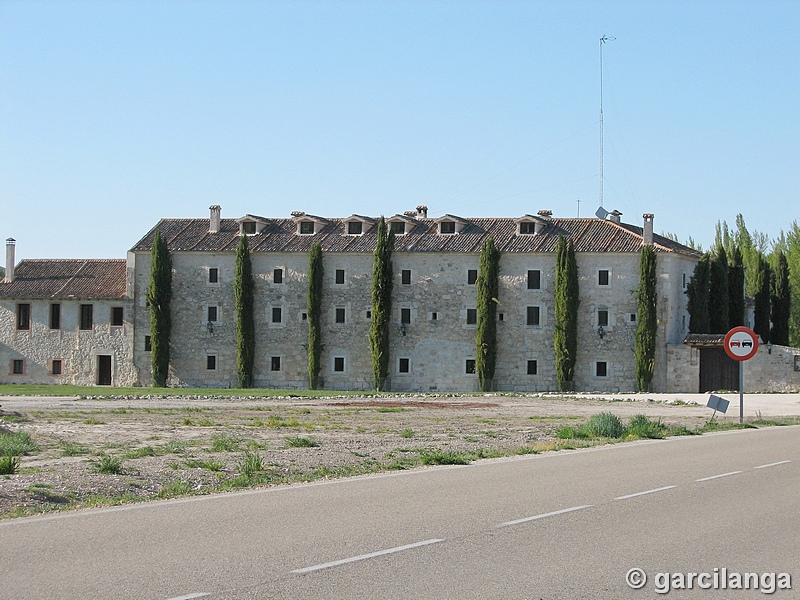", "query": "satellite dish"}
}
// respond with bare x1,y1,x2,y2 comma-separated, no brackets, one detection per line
595,206,609,220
